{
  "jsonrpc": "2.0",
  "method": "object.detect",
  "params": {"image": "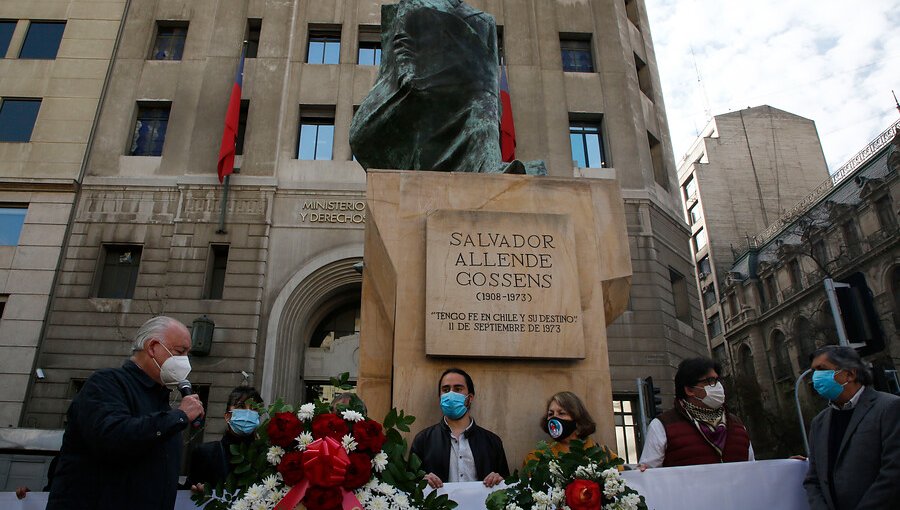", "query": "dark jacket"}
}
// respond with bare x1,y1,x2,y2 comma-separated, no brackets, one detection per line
804,387,900,510
410,418,509,482
186,433,252,489
47,360,189,510
657,402,751,466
